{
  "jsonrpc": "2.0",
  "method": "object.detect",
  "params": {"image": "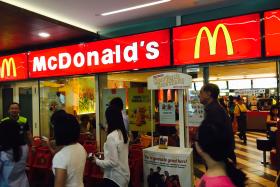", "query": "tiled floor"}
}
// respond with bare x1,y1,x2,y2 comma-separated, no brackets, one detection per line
194,131,279,187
